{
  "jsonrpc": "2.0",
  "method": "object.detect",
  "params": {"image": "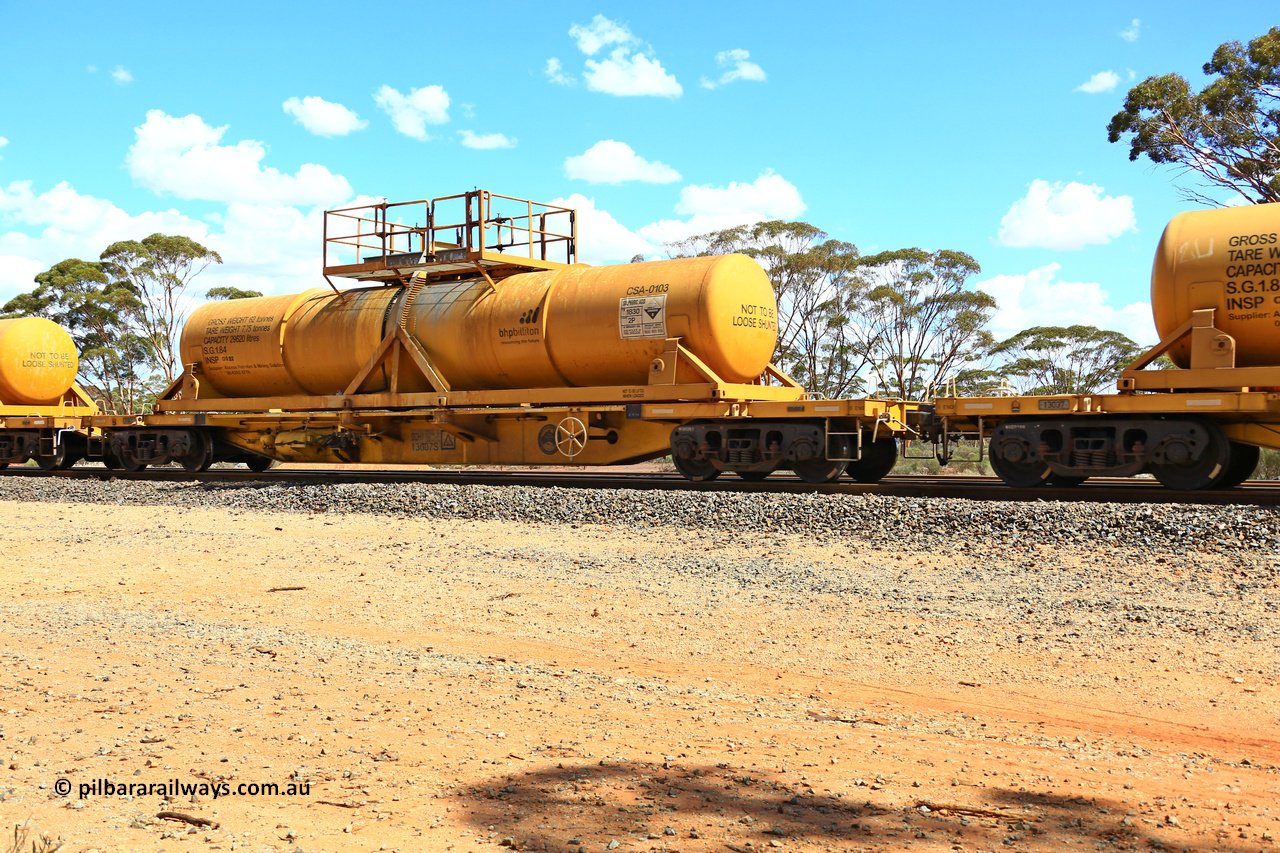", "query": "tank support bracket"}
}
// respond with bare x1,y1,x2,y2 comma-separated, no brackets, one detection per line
343,327,452,397
1119,308,1250,392
648,338,726,386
